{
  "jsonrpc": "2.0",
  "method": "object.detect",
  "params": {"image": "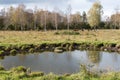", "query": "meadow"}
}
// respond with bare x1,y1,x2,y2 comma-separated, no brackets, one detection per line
0,29,120,45
0,30,120,80
0,29,119,56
